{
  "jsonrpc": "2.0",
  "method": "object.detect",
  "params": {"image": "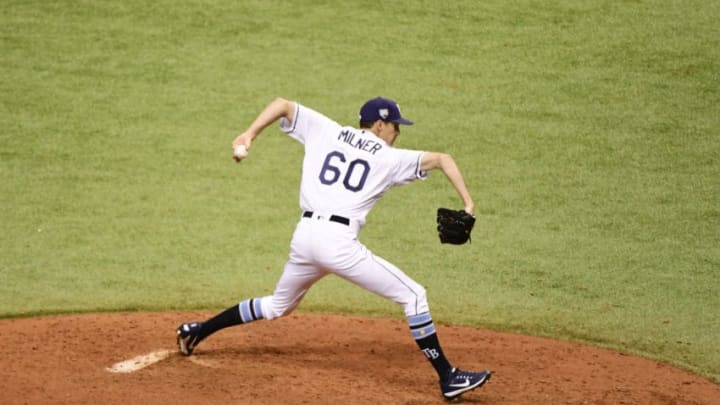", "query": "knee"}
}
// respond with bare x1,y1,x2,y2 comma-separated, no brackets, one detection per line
260,295,296,321
402,285,429,317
